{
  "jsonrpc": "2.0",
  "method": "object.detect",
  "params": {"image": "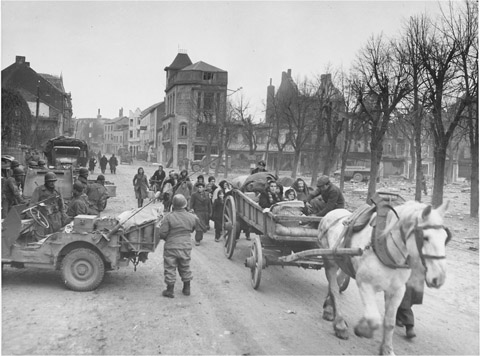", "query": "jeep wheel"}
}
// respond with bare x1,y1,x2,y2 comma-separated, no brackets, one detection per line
352,173,363,182
61,248,105,292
